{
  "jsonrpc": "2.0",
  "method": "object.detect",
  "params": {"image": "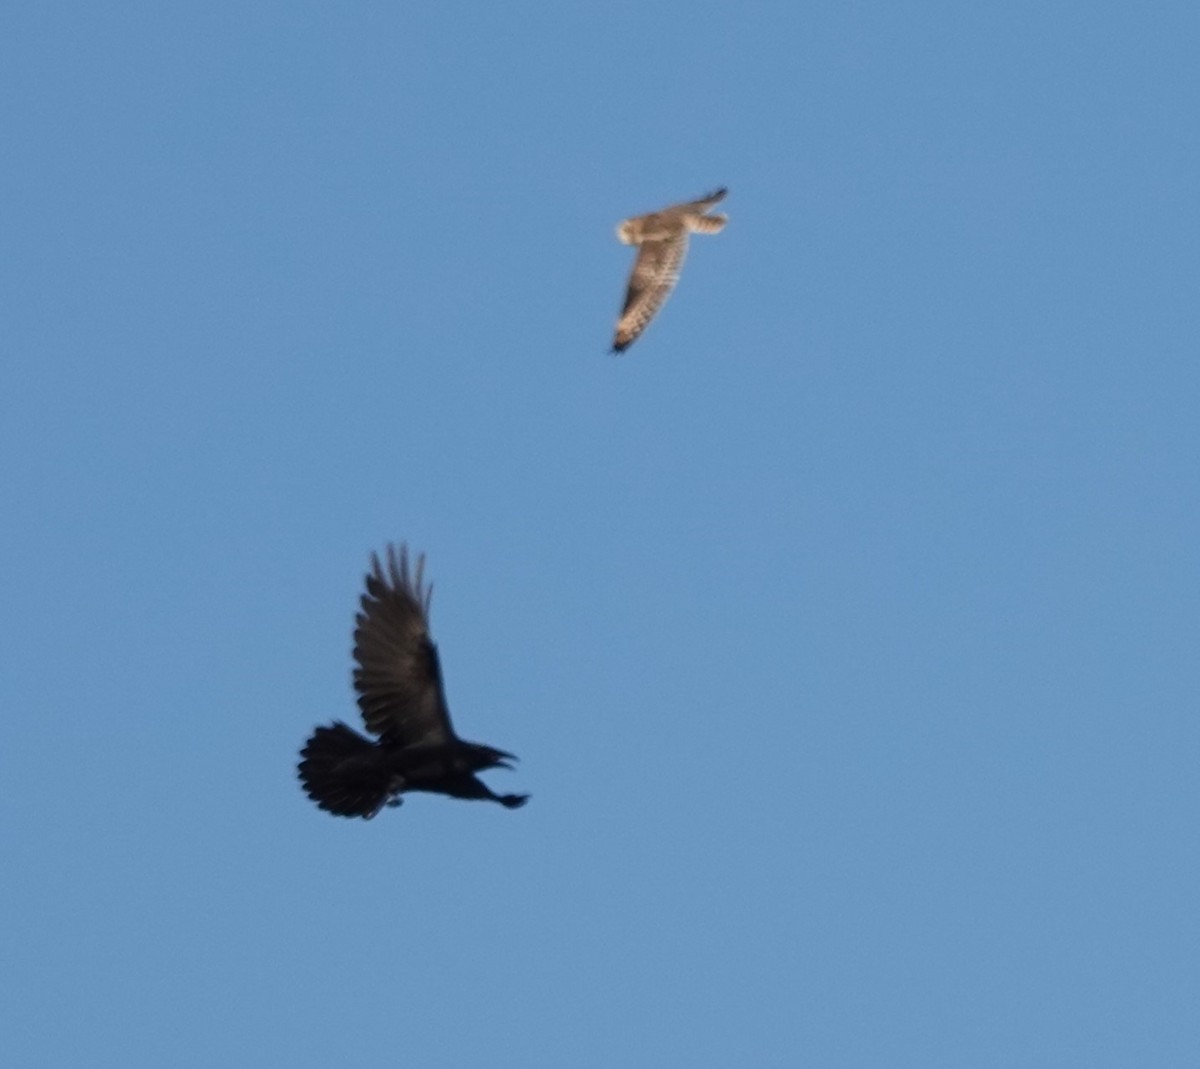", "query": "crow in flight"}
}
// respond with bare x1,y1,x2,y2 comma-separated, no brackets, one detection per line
298,545,528,818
